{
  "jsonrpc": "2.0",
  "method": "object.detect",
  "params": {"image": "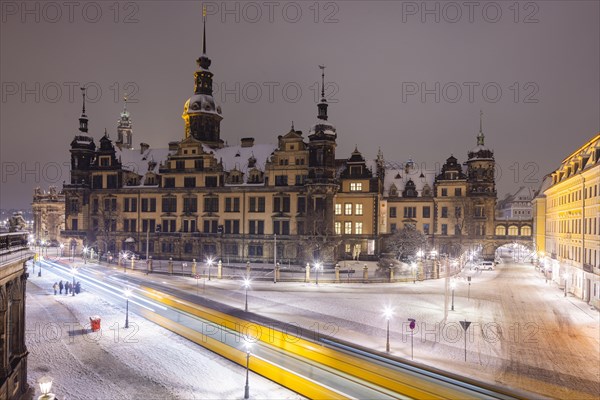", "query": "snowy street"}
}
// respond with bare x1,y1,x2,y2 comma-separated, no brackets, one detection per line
25,257,599,399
